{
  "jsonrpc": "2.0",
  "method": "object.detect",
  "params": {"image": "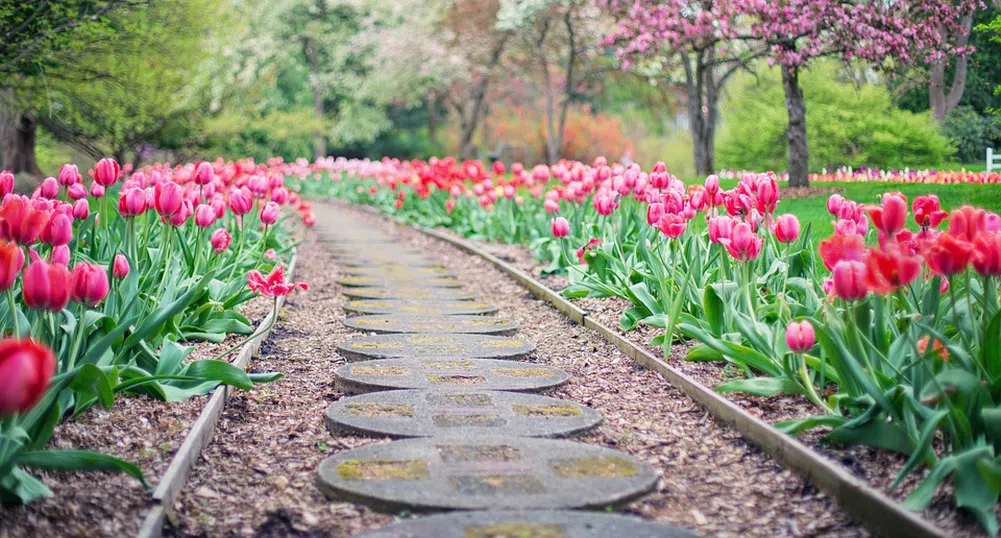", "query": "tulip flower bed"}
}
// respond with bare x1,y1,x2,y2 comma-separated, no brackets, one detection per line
811,166,1001,184
296,156,1001,534
0,157,312,508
